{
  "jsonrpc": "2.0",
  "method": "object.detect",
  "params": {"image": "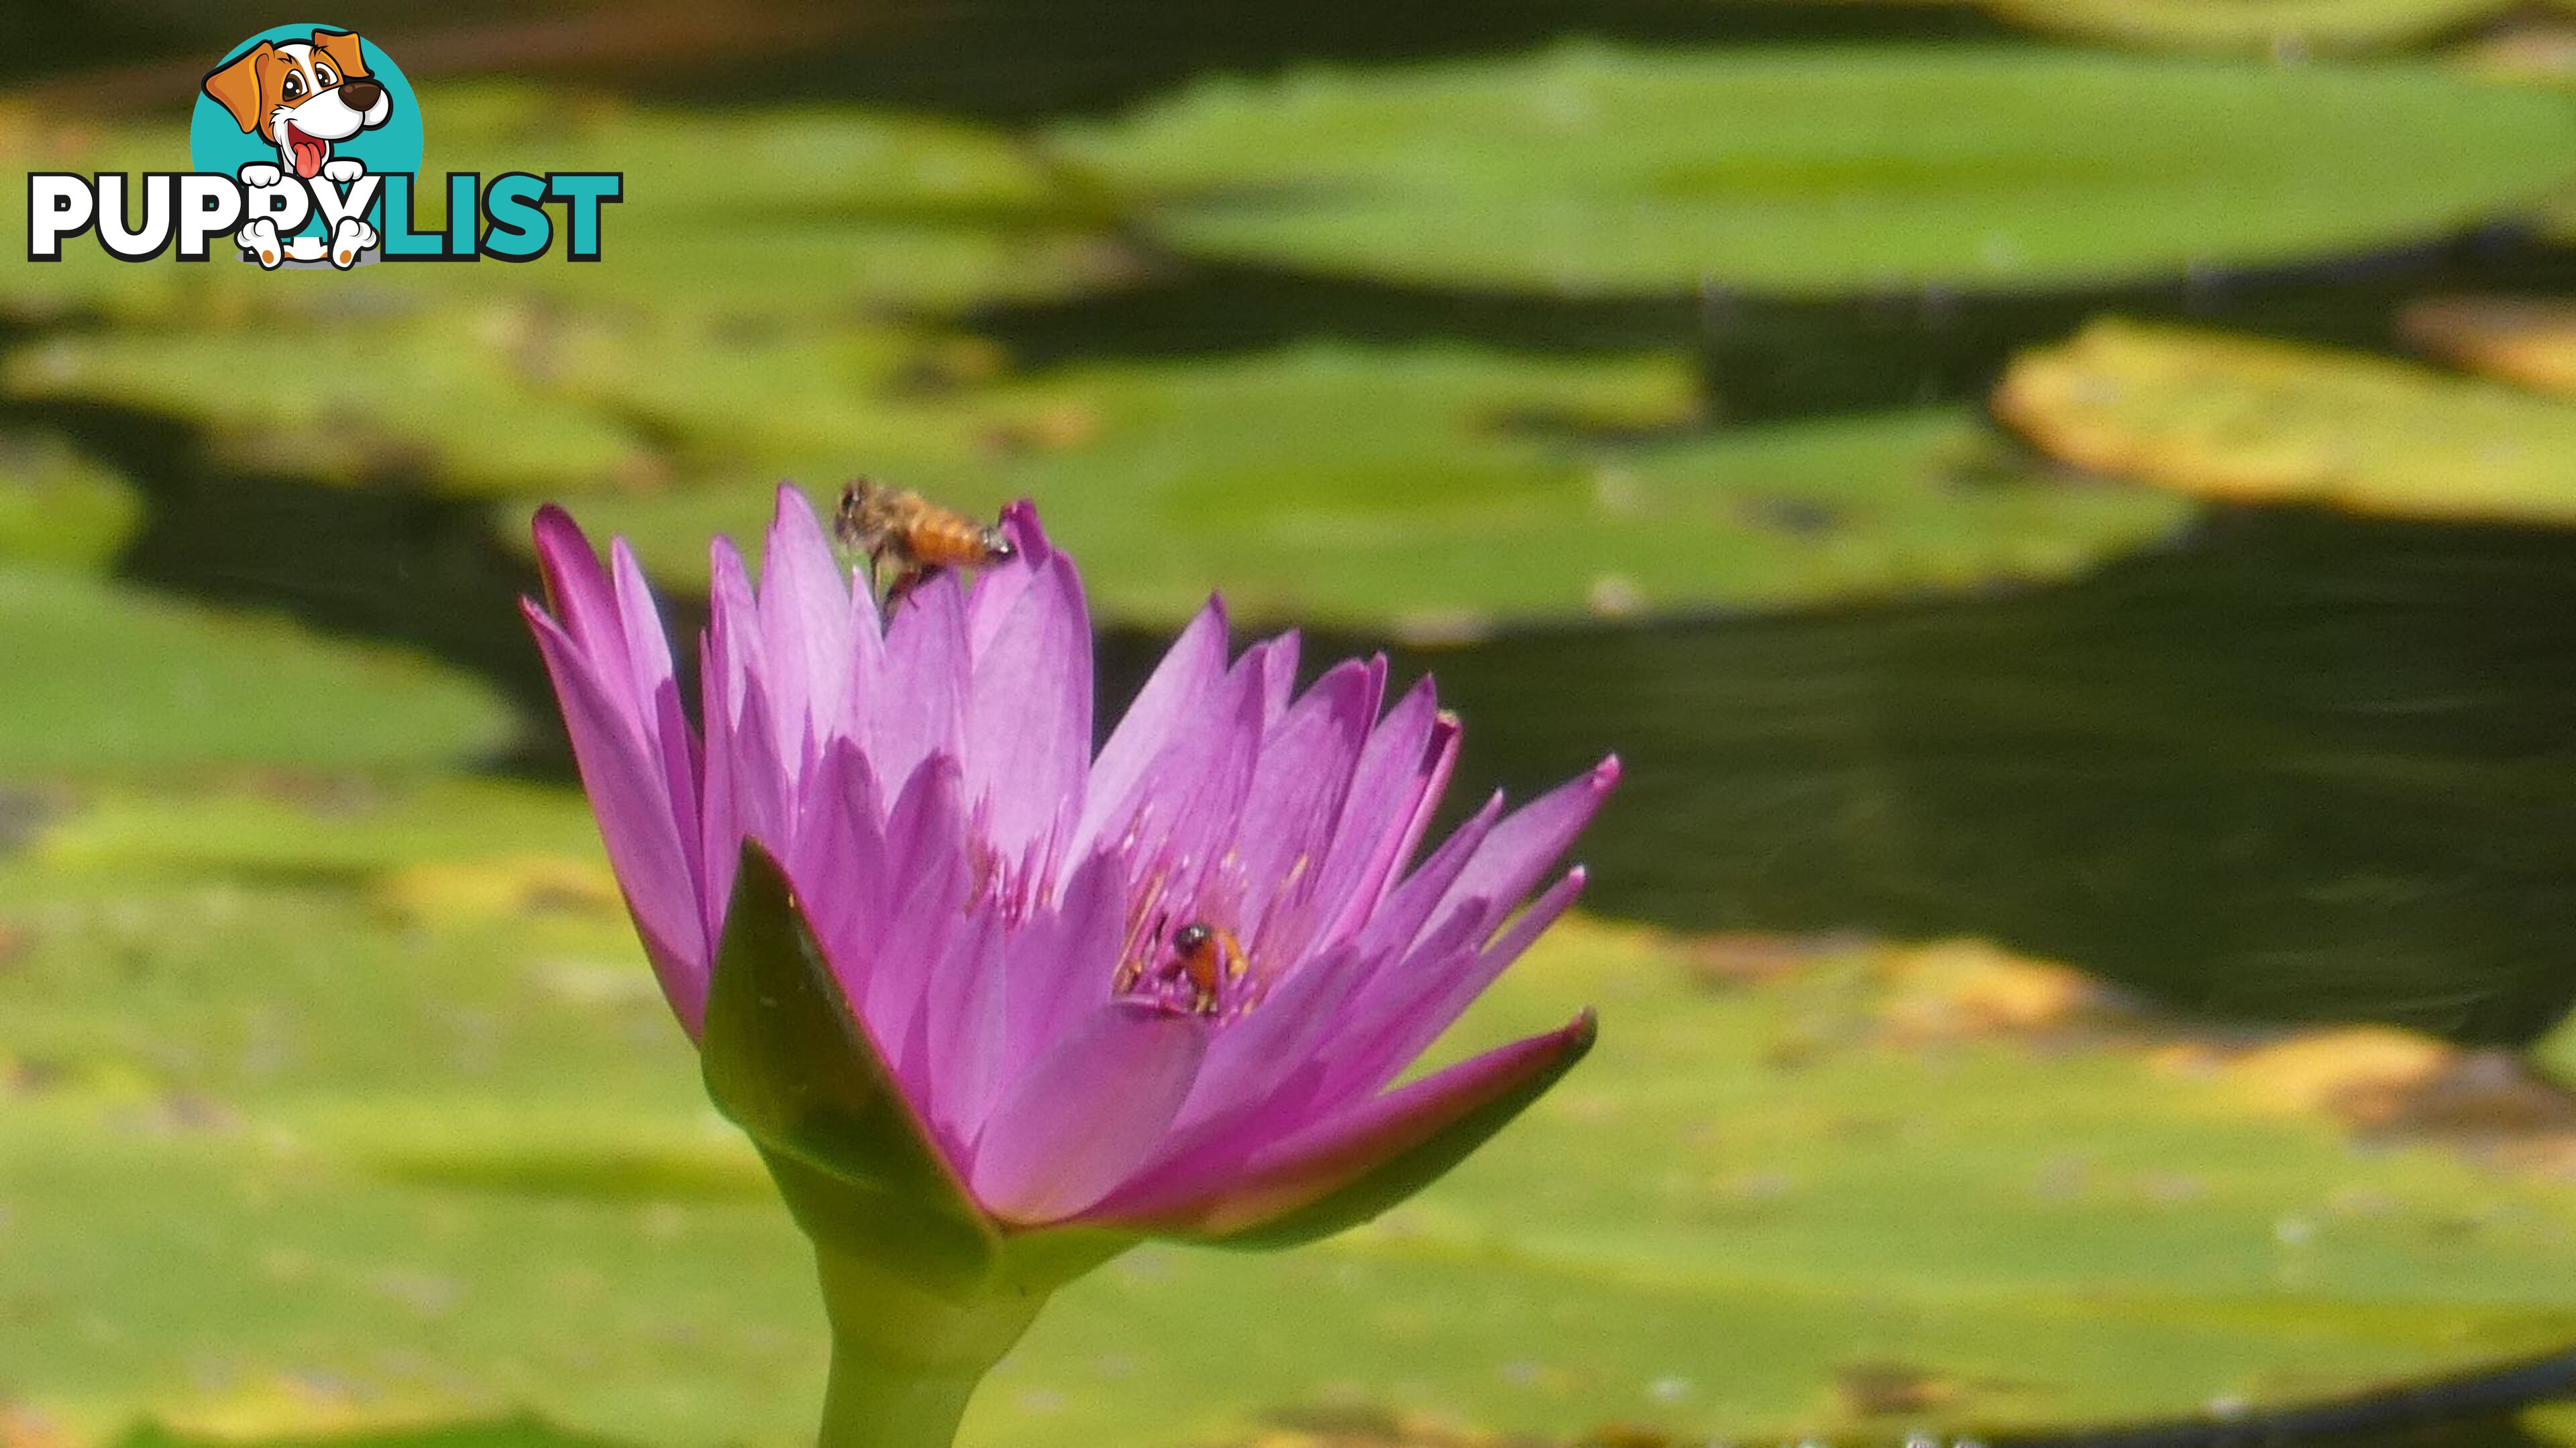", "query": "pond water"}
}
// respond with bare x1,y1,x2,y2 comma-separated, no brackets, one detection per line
1313,505,2576,1047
